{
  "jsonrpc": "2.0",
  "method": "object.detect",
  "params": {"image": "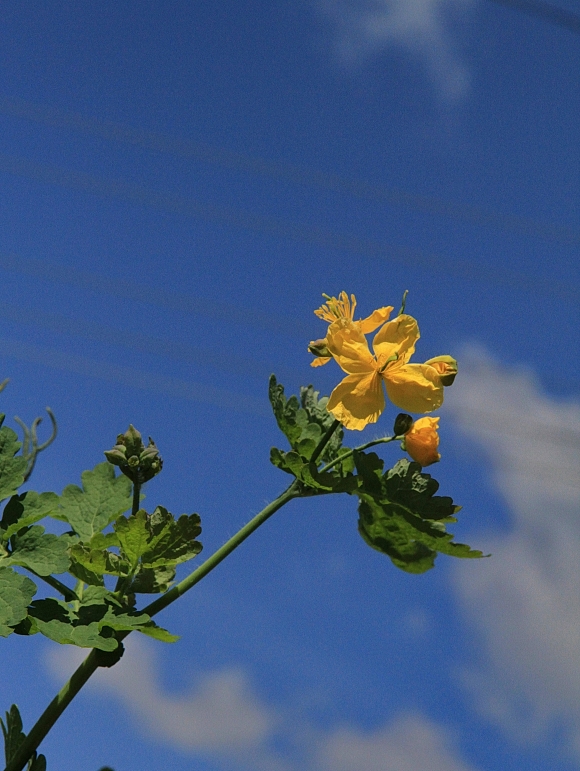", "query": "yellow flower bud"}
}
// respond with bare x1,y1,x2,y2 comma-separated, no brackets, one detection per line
402,417,441,466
